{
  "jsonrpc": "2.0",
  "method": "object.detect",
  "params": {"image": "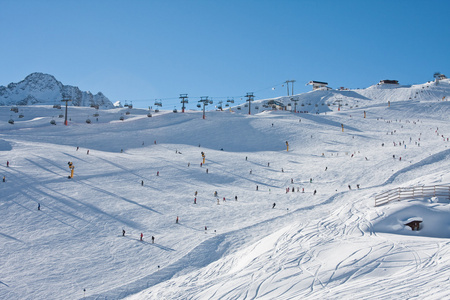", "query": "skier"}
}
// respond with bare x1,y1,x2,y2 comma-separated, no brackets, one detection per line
206,168,208,173
157,171,159,176
357,184,360,189
194,197,197,204
38,203,40,211
205,226,207,231
141,180,144,186
250,169,252,174
310,178,312,183
302,188,304,193
176,216,179,224
267,162,270,167
313,189,317,195
195,191,198,196
6,161,9,167
223,197,226,202
2,176,5,182
272,203,276,209
235,196,238,201
140,233,143,241
87,150,89,155
122,229,125,236
152,236,155,244
76,147,79,151
214,191,218,197
188,162,190,167
291,178,294,184
348,185,351,190
256,185,259,191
